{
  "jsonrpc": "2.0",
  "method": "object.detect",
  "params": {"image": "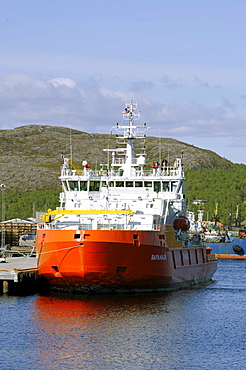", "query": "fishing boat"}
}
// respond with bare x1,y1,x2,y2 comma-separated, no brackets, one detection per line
35,102,217,294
